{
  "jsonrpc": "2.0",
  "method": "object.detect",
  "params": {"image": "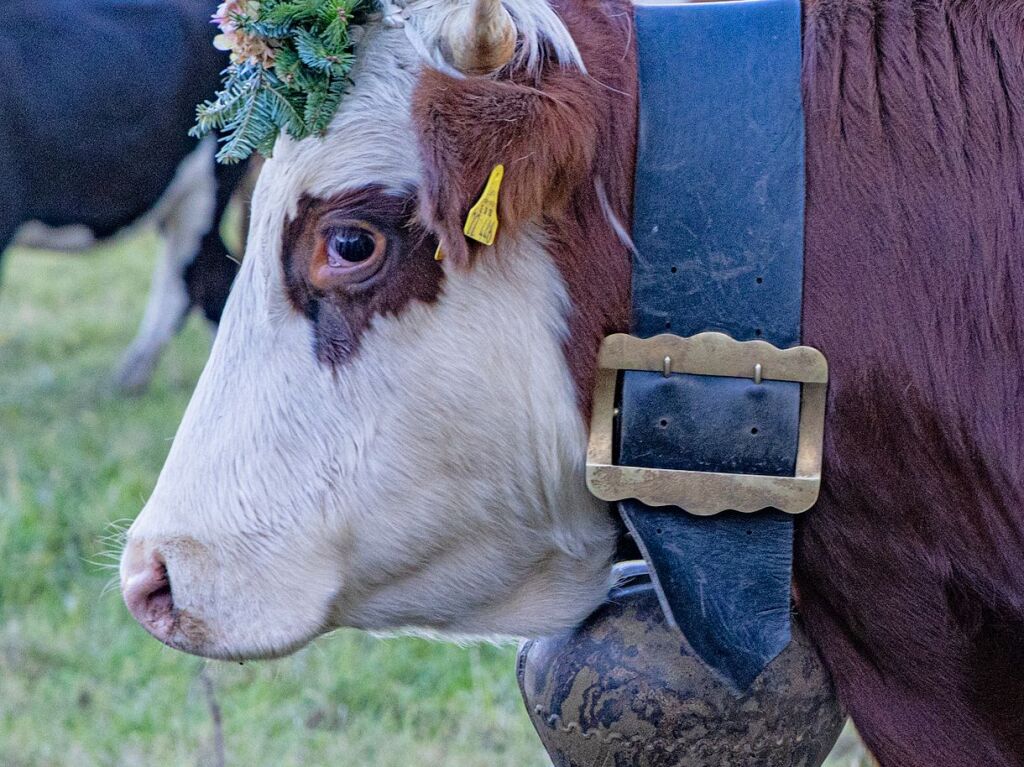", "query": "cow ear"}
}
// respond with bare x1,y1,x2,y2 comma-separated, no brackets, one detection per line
412,66,599,267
